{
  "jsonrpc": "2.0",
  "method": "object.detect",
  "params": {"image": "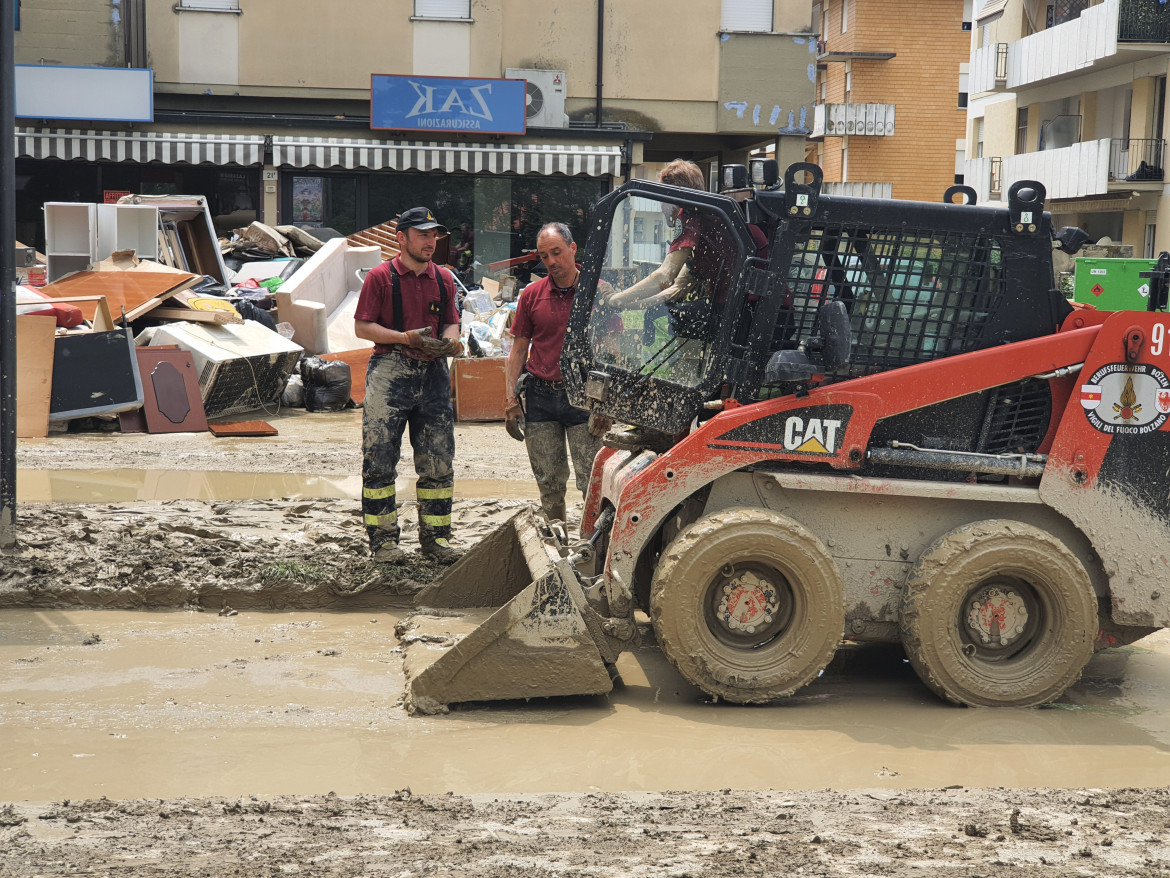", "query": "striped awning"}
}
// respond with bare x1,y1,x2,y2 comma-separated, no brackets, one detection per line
272,137,623,177
15,128,265,165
